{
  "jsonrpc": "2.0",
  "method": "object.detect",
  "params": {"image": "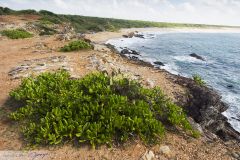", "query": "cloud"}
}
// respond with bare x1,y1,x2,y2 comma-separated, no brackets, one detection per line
0,0,239,26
